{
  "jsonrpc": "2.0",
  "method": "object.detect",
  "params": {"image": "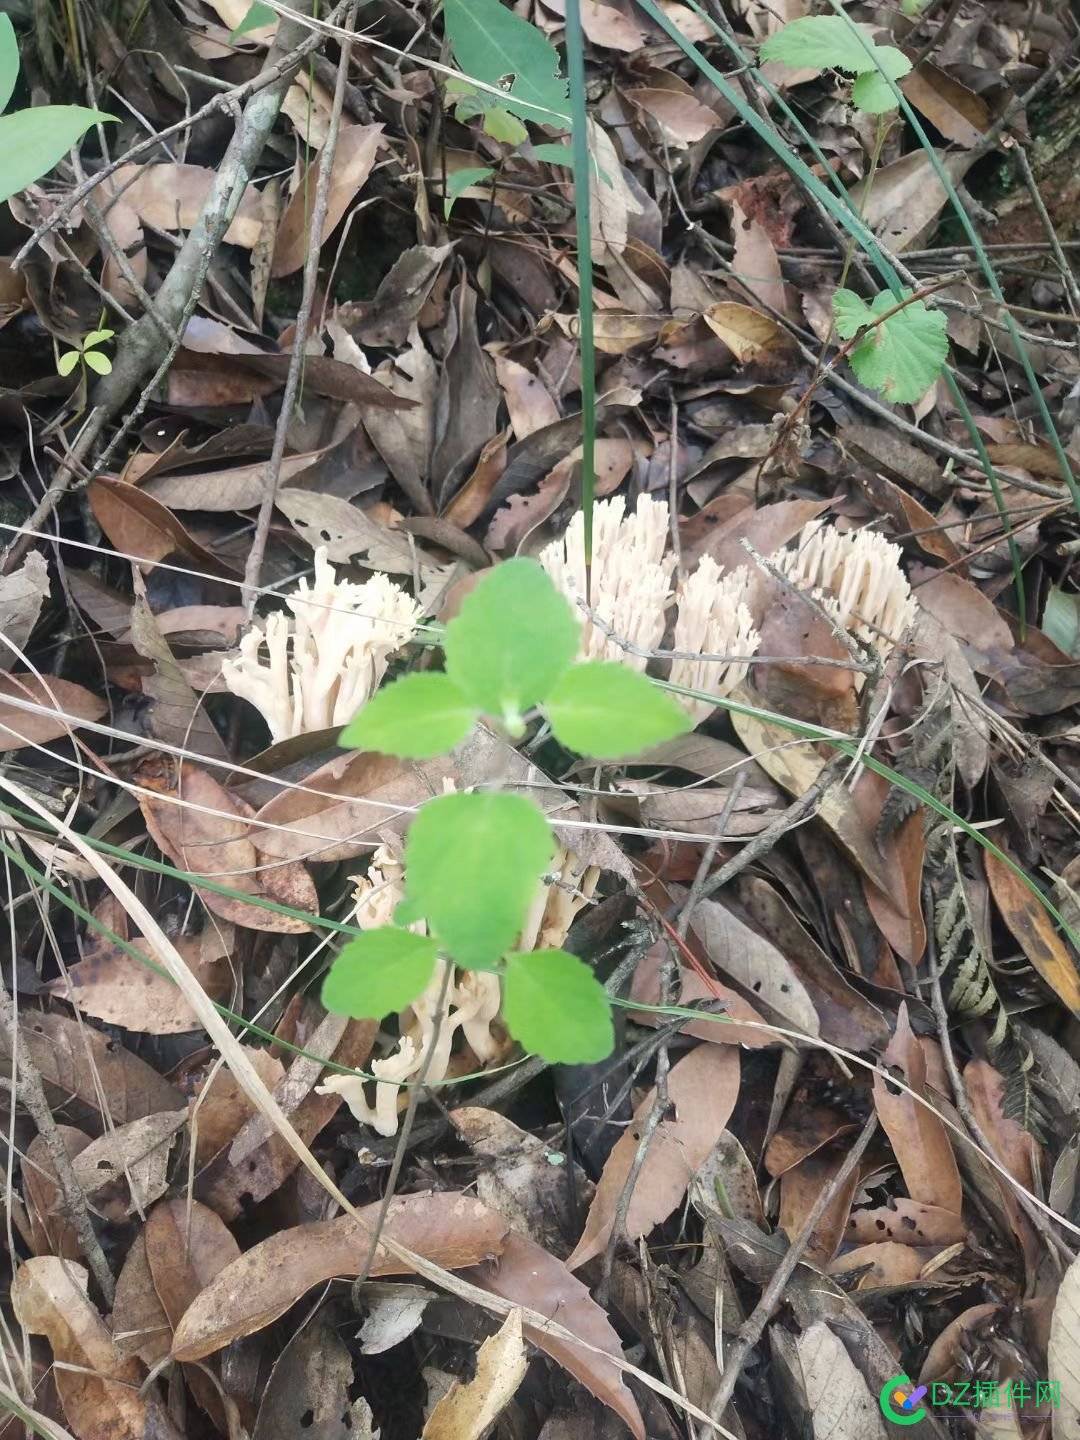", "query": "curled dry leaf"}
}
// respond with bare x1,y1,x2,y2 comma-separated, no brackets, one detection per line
567,1043,741,1270
985,850,1080,1018
134,758,317,933
468,1231,645,1440
72,1110,187,1219
171,1192,510,1360
12,1256,182,1440
872,1004,962,1217
422,1309,528,1440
